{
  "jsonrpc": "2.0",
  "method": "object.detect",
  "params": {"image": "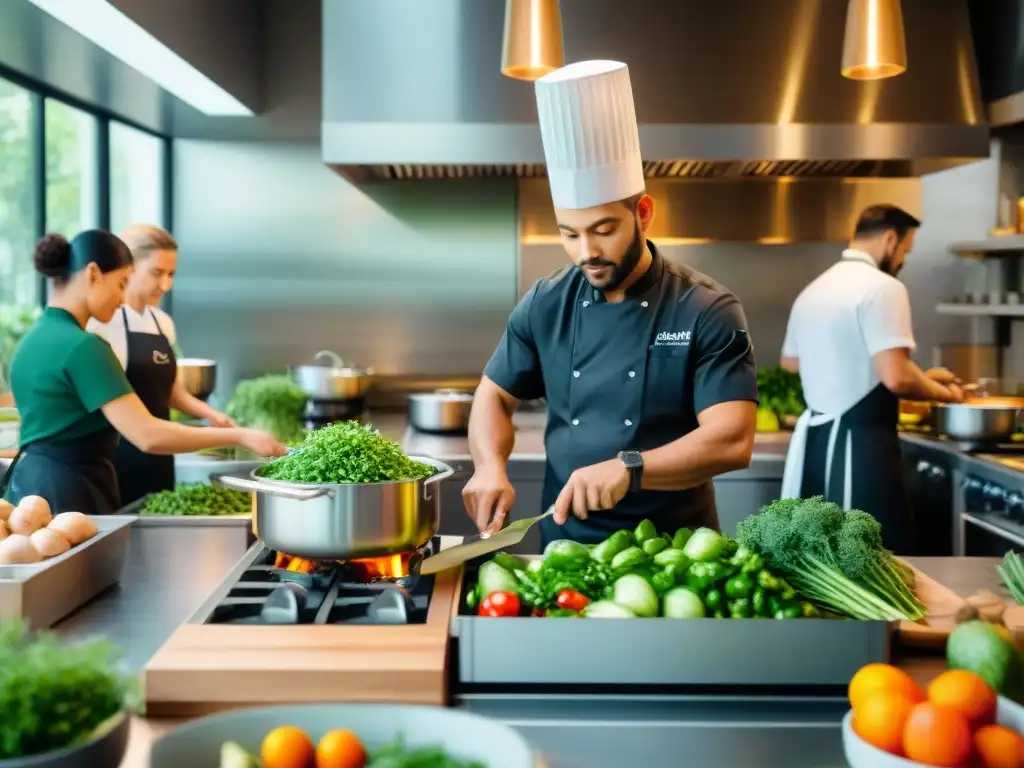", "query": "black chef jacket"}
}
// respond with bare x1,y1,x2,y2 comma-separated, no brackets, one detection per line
483,241,759,546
